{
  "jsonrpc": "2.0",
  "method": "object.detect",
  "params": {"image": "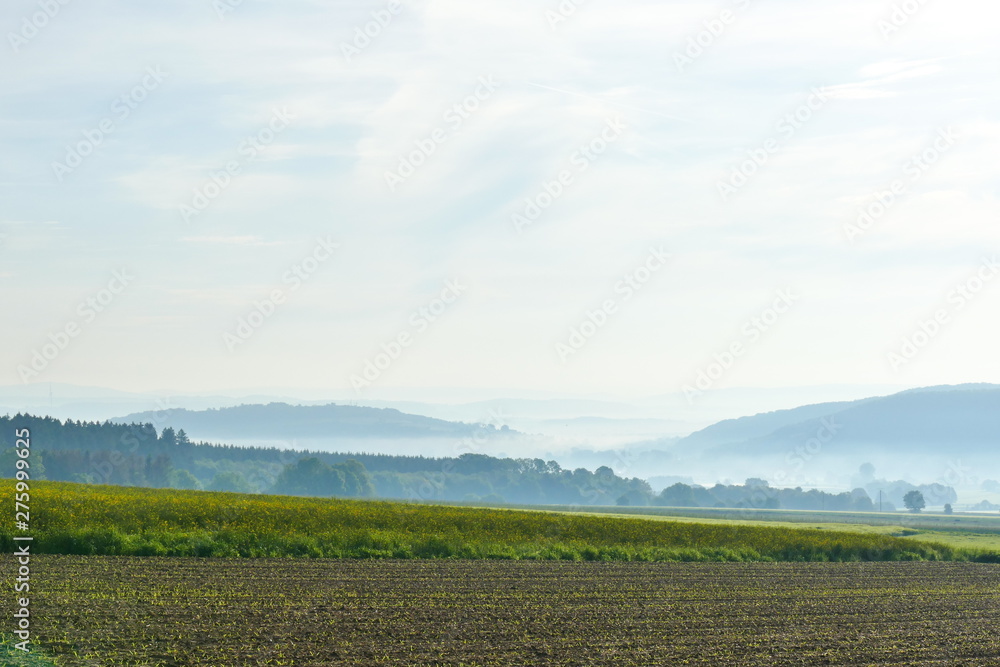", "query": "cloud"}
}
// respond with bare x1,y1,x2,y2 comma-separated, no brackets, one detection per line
1,0,998,396
828,59,948,100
